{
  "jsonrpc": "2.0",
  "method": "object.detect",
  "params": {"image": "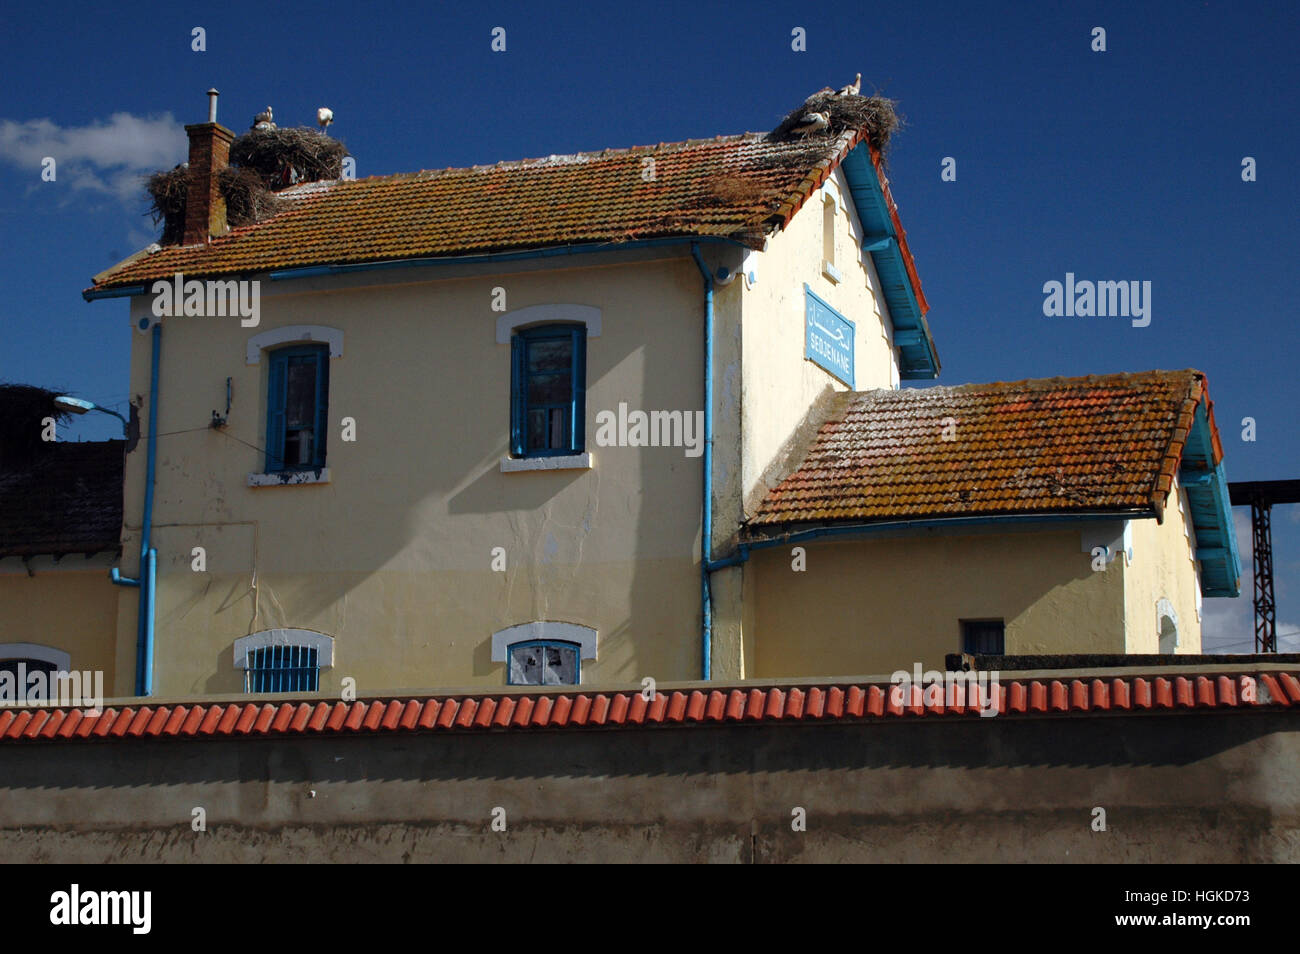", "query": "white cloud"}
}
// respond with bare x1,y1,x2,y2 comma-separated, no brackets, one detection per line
0,112,186,201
